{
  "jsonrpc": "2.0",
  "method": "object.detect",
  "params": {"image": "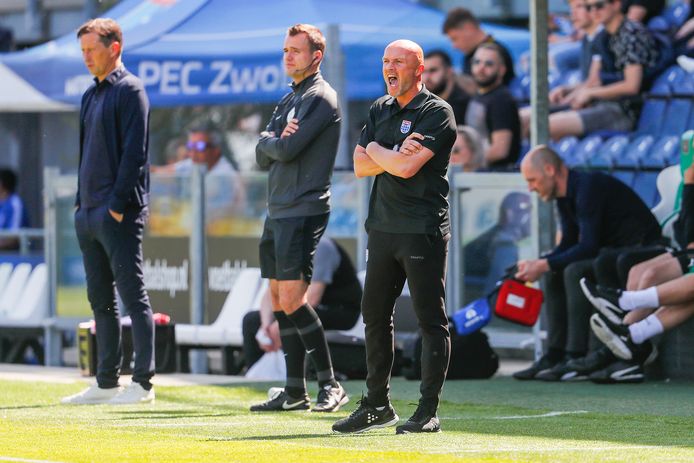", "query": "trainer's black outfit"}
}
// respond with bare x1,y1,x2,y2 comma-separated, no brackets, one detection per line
359,86,456,408
543,170,661,359
255,71,342,398
75,65,154,389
